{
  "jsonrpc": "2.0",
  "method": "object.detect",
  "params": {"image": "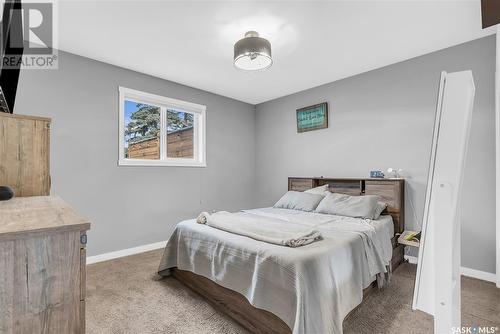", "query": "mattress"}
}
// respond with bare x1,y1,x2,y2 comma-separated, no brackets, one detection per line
158,208,394,334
